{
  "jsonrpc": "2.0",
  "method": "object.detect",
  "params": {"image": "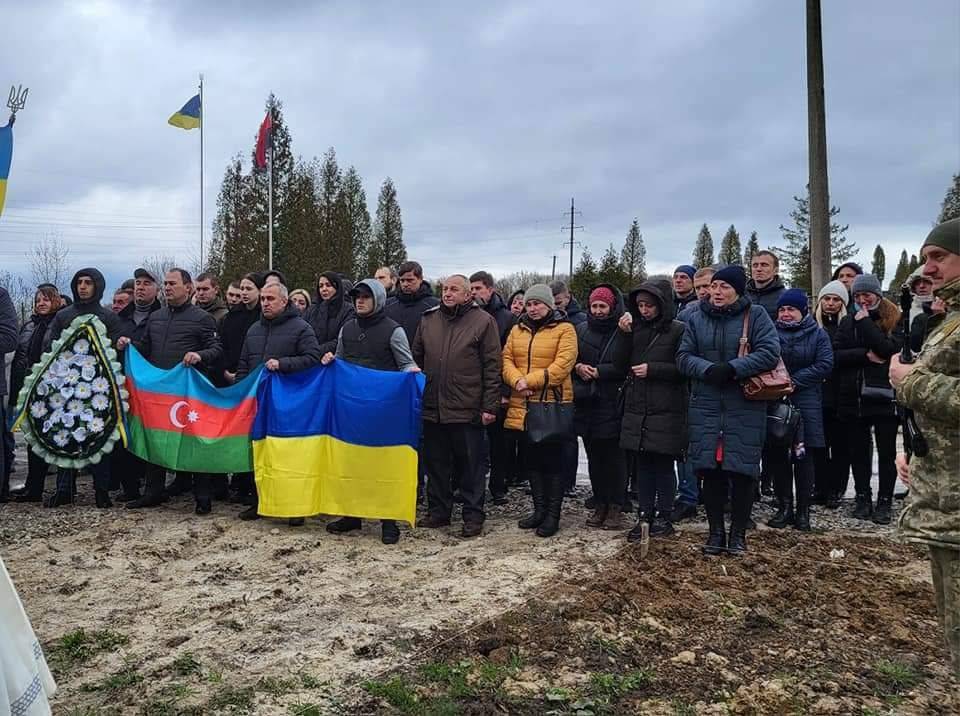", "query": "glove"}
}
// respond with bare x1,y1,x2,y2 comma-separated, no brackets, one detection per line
704,362,736,385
